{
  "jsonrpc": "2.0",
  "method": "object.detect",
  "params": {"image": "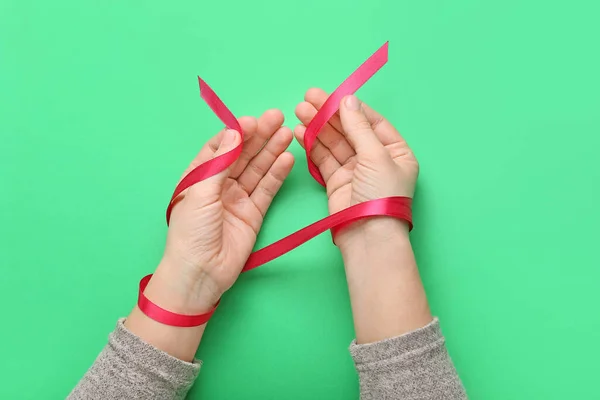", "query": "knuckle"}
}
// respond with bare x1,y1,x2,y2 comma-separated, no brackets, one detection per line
237,180,250,194
248,161,266,177
268,167,287,183
258,170,285,198
259,183,277,198
264,145,279,159
314,151,332,166
371,115,385,129
354,120,373,131
324,136,344,150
